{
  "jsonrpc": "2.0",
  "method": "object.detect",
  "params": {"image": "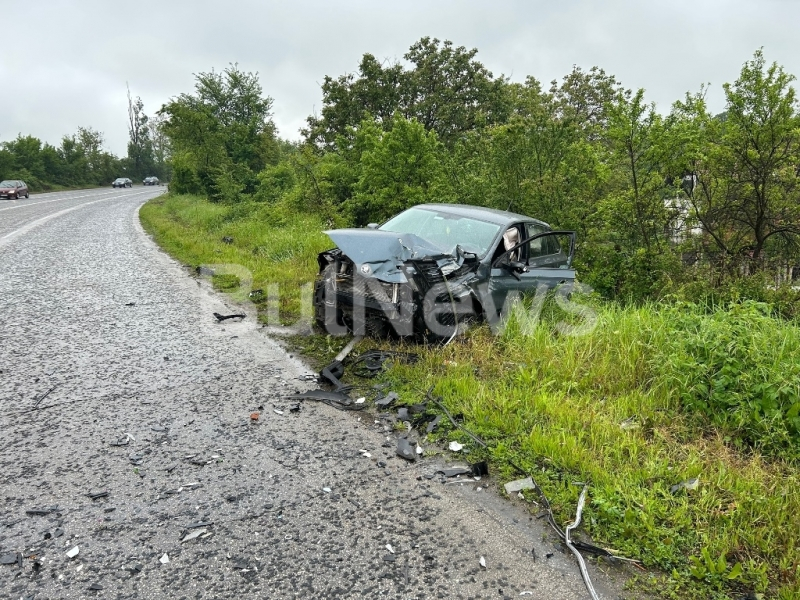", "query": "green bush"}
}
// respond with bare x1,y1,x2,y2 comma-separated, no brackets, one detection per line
657,301,800,459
